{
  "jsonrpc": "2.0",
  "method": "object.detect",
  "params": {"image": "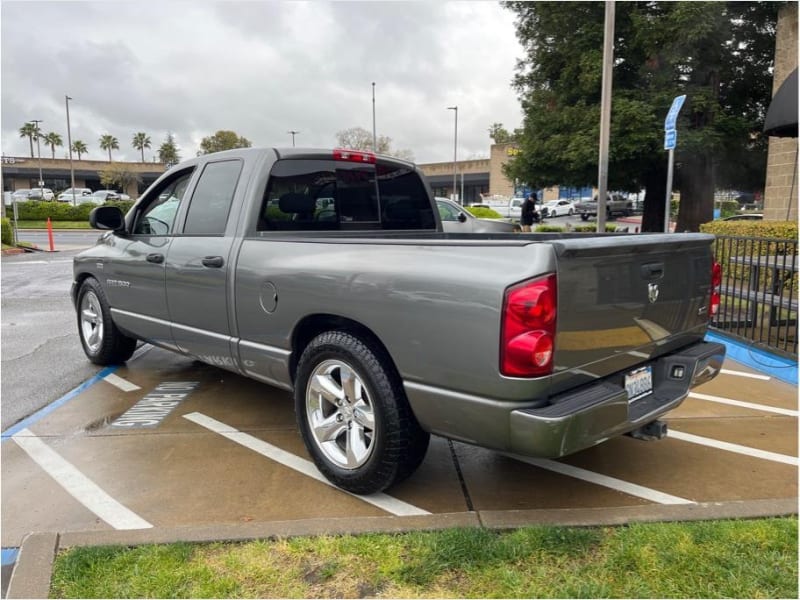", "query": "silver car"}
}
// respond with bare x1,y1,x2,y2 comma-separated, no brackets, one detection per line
436,197,518,233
